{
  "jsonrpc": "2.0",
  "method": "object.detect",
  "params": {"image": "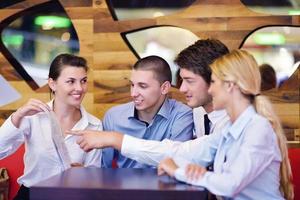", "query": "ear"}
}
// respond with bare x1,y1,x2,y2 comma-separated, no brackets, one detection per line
225,81,235,93
48,78,56,93
161,81,171,95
